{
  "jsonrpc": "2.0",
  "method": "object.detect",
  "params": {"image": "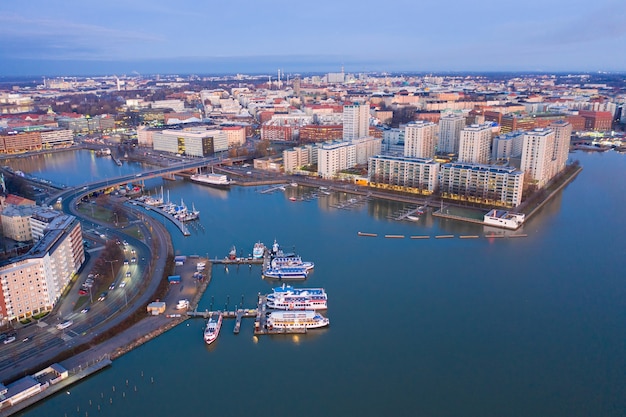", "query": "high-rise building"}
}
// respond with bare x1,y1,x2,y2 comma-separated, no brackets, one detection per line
404,120,437,159
549,120,572,177
0,215,84,323
458,123,492,164
352,137,382,165
343,103,370,140
438,113,466,154
520,128,555,189
491,130,525,161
